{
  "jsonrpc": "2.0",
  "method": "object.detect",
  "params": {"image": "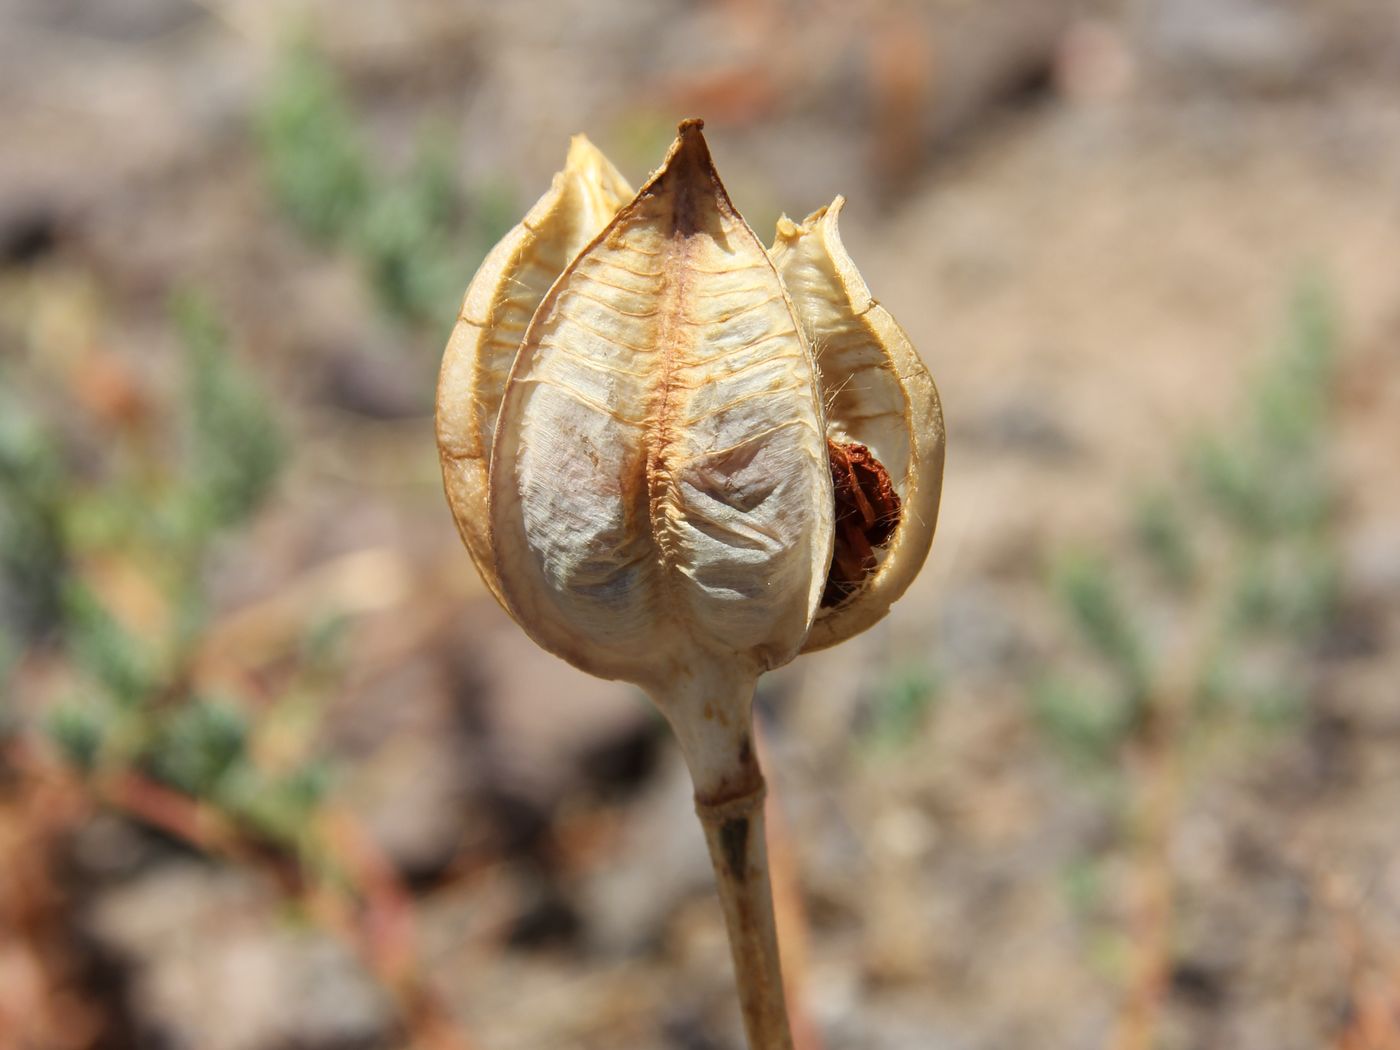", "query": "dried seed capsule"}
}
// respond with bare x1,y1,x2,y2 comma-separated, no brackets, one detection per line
436,120,945,1050
770,198,946,651
437,136,633,604
487,120,833,700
